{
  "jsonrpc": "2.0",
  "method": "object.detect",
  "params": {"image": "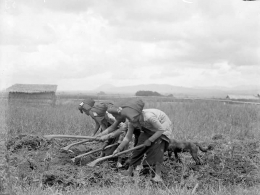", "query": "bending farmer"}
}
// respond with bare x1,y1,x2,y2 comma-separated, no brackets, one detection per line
112,98,173,182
